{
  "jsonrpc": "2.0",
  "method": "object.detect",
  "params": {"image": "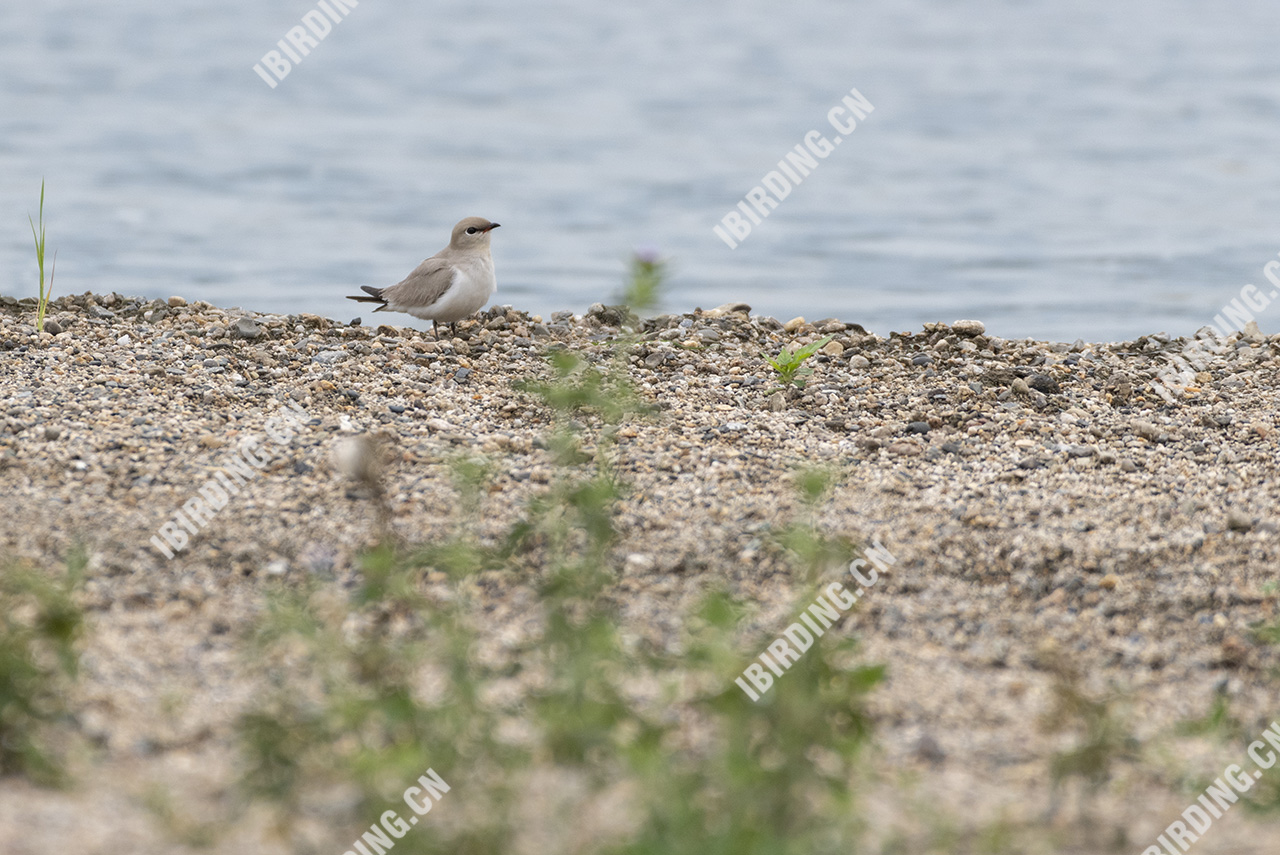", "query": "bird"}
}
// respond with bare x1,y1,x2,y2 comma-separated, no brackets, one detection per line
348,217,500,337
